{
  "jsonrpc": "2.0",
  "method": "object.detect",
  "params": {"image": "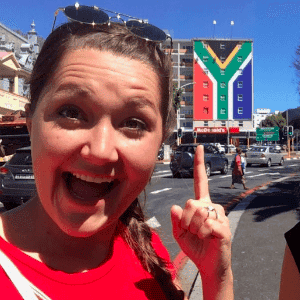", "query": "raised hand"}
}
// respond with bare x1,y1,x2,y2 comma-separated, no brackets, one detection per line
170,145,232,292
